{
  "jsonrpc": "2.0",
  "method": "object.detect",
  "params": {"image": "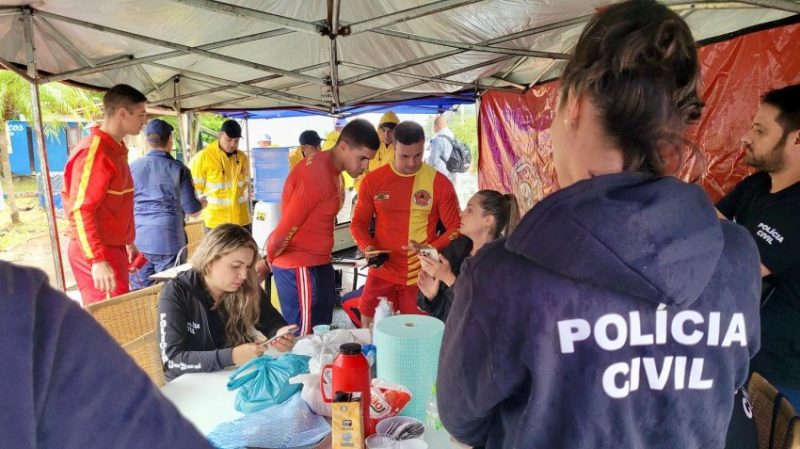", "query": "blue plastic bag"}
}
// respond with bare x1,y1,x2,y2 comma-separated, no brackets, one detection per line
208,393,330,449
226,353,310,414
